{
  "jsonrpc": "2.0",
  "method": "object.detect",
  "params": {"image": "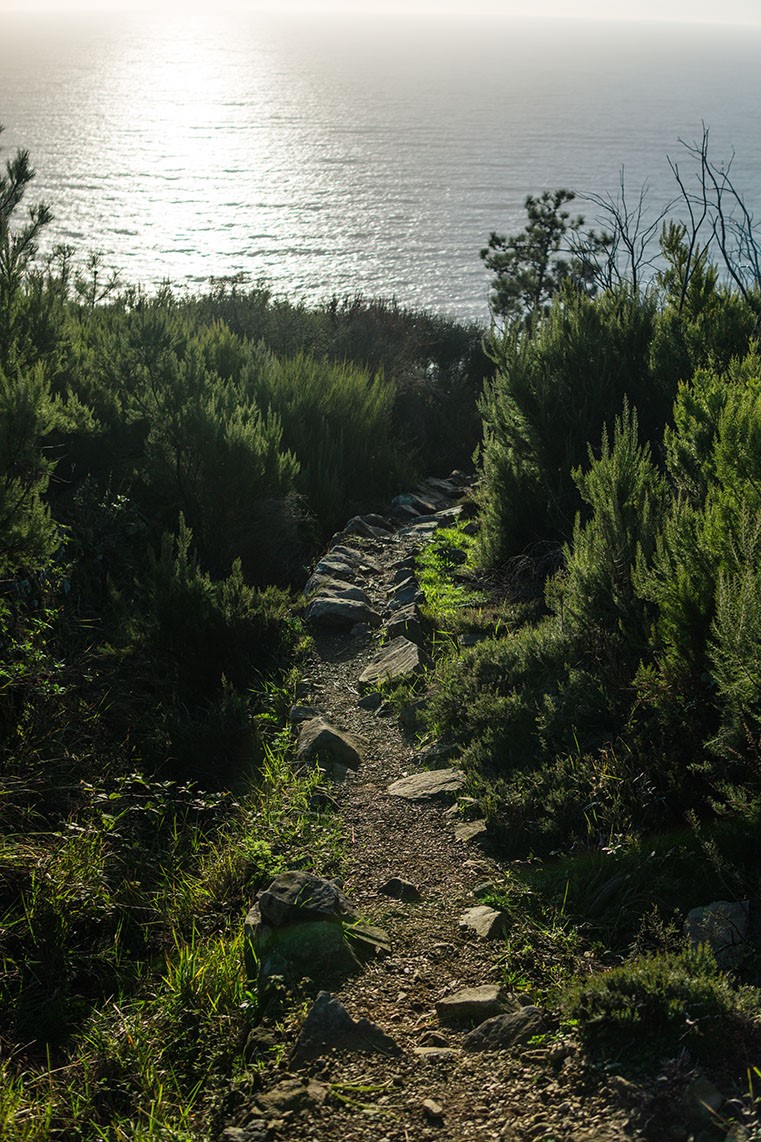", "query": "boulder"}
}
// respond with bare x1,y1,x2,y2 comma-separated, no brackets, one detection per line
258,870,355,928
684,900,750,968
253,917,362,984
462,1006,546,1051
359,636,427,689
297,717,363,772
387,768,465,801
292,991,401,1063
